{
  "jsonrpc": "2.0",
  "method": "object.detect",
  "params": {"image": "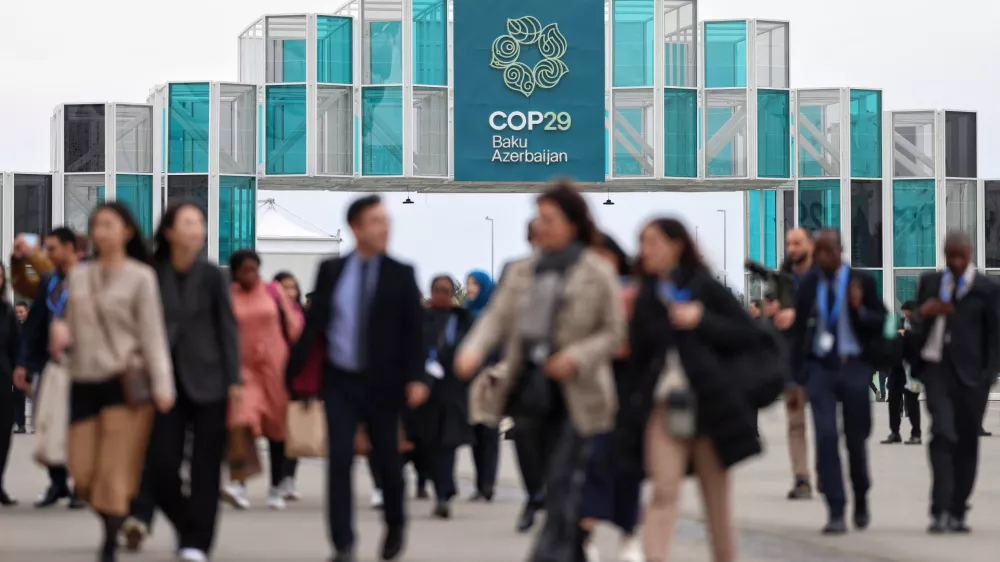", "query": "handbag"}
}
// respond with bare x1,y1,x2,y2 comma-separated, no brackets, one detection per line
503,363,553,419
227,426,262,481
90,267,152,406
286,399,327,458
33,360,70,467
